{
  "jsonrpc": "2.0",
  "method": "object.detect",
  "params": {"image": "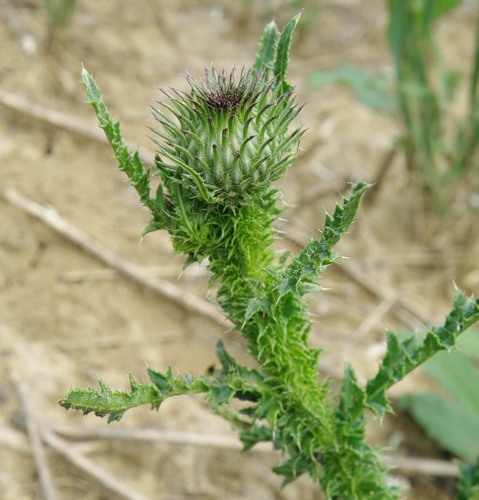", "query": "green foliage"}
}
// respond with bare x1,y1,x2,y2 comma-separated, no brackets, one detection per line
61,15,479,499
457,457,479,500
81,67,154,213
273,14,301,94
309,0,479,213
253,13,301,93
253,20,279,77
398,328,479,461
61,341,266,423
239,1,322,46
369,295,479,418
